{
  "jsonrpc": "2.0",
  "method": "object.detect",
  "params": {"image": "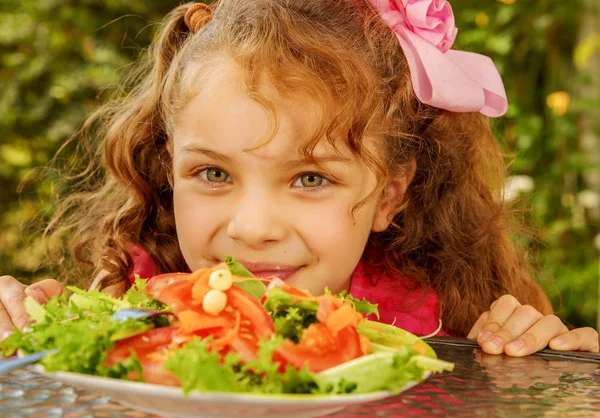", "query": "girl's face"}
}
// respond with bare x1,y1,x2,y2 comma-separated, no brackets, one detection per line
170,59,407,294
